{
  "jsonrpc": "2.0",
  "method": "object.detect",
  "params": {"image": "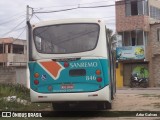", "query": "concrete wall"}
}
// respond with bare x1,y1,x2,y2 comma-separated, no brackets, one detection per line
0,67,16,84
0,67,28,87
15,67,27,87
